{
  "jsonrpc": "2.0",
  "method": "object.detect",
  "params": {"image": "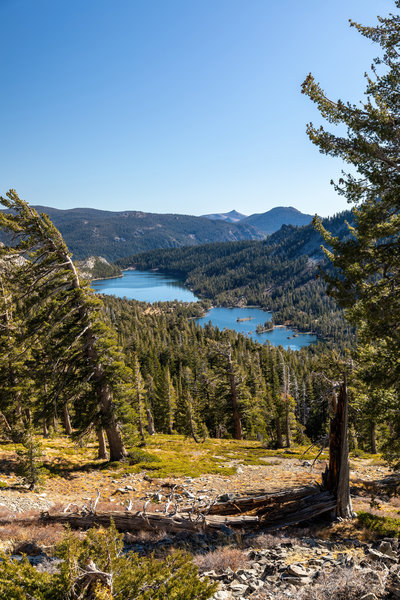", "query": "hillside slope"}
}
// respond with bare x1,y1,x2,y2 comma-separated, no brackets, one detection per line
201,209,247,222
0,206,264,261
117,211,354,345
243,206,313,235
